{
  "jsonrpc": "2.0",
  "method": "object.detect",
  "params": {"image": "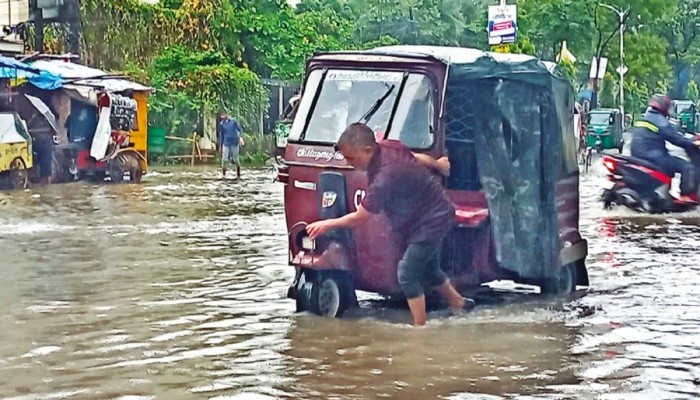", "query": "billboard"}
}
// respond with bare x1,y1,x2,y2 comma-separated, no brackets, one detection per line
589,57,608,80
488,5,517,45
